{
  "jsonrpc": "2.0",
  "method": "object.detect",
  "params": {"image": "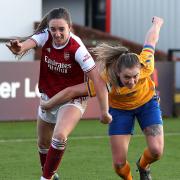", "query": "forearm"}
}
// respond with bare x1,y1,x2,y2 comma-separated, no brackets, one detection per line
20,39,37,54
6,38,37,55
41,83,87,109
94,78,109,113
144,17,164,48
87,68,109,113
50,86,87,105
43,88,75,109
